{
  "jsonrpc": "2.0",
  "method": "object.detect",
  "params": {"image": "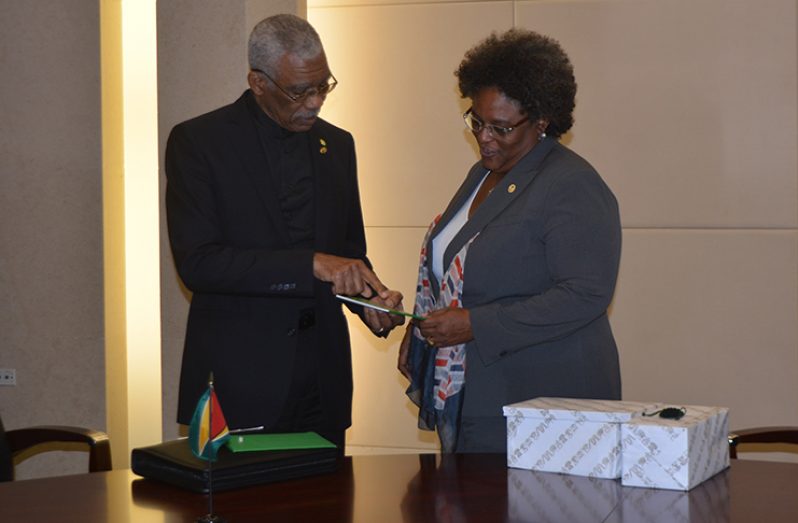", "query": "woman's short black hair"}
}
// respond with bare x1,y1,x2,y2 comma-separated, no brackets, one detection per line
456,29,576,138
